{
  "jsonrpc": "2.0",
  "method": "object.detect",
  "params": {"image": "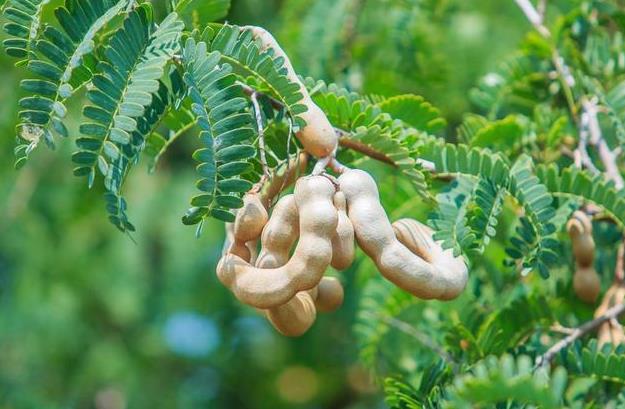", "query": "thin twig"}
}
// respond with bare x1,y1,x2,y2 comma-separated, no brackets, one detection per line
549,323,576,335
514,0,551,37
581,98,625,189
535,303,625,368
239,81,412,170
250,91,271,178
